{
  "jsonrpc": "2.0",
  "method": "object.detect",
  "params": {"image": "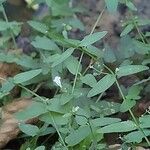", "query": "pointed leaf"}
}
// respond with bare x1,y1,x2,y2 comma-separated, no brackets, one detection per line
126,1,137,11
64,56,82,75
120,98,136,112
116,65,149,78
139,115,150,128
35,146,45,150
19,123,39,137
40,112,69,125
97,121,137,133
88,74,116,97
65,125,91,146
31,36,60,51
120,24,134,36
105,0,118,12
28,21,48,34
81,74,97,87
80,31,107,47
15,102,47,121
14,69,42,84
124,130,150,143
91,117,121,127
52,48,74,67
